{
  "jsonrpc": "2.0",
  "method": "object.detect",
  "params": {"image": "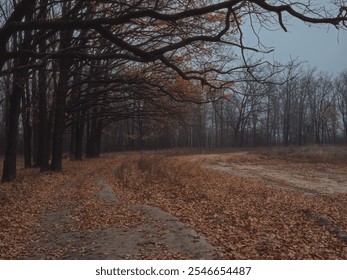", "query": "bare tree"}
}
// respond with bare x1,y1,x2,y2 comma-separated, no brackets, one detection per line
0,0,347,181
